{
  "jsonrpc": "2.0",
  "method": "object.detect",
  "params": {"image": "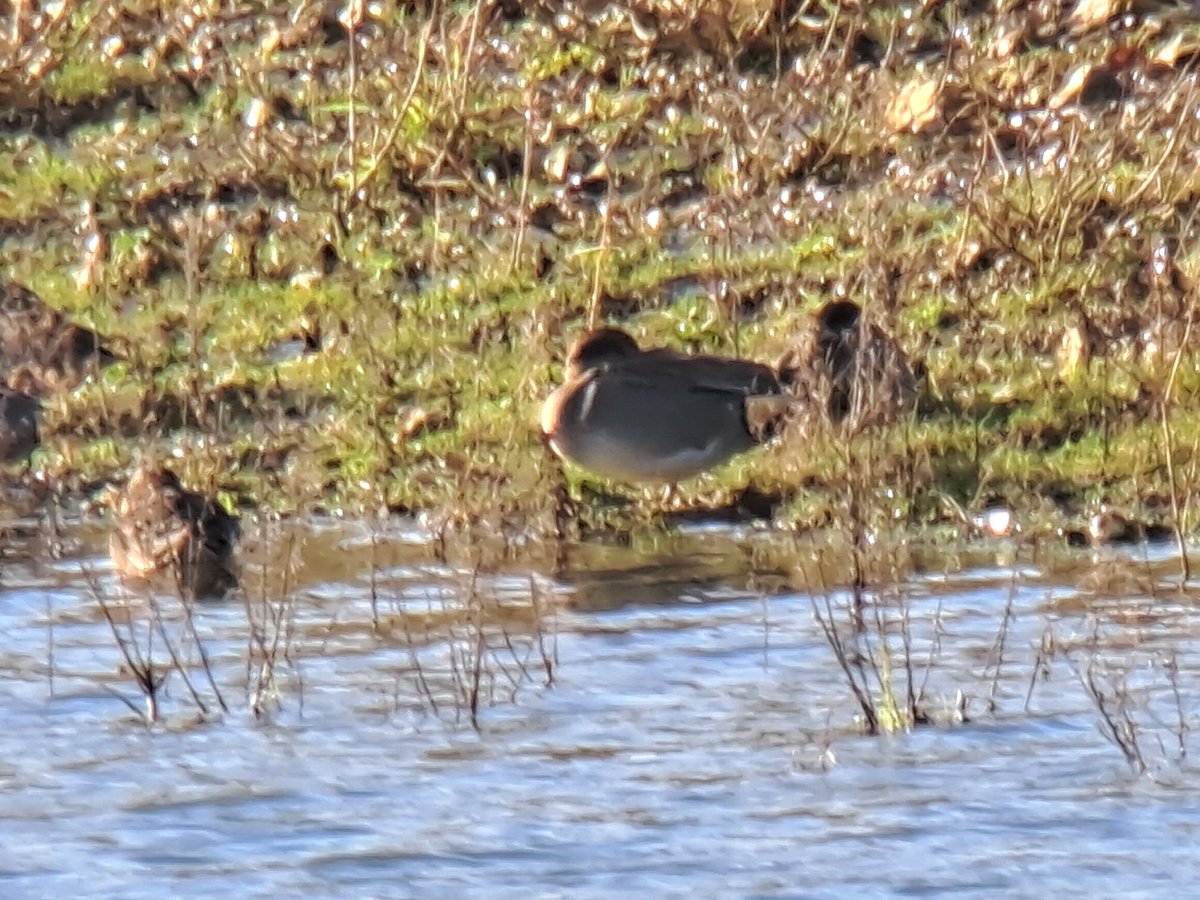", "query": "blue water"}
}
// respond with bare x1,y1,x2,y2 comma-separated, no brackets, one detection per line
2,520,1198,898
